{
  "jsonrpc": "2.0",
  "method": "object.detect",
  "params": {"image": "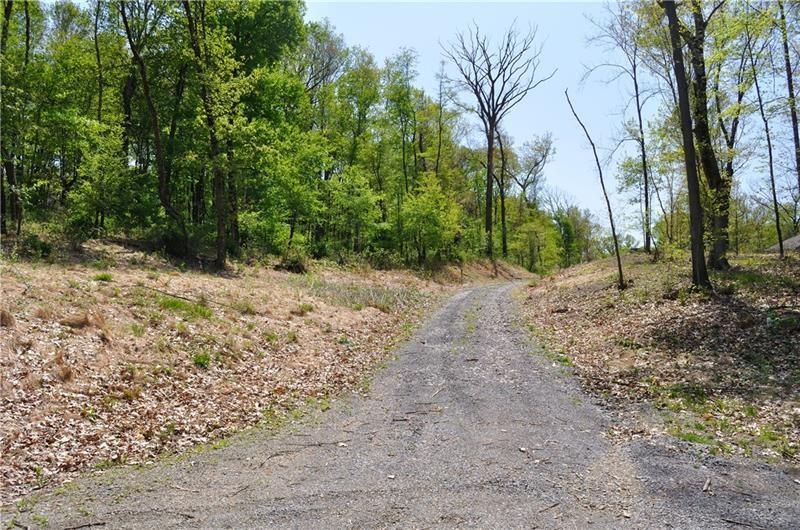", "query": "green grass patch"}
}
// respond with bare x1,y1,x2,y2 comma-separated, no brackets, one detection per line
192,351,211,369
157,296,212,320
93,272,113,282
